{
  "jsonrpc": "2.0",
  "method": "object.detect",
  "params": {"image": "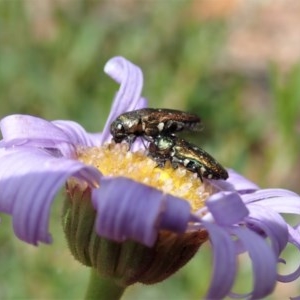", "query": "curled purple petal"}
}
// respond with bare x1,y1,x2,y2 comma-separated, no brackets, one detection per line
202,222,236,299
246,204,288,256
205,191,249,226
92,177,191,247
288,225,300,249
0,147,101,245
230,227,277,299
278,257,300,283
277,225,300,283
101,56,144,143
